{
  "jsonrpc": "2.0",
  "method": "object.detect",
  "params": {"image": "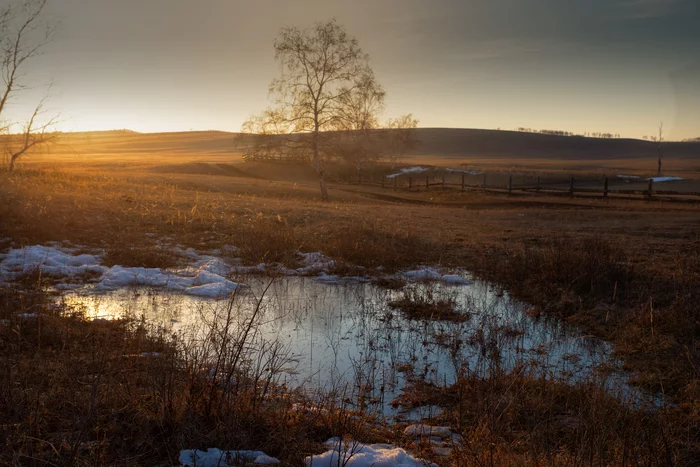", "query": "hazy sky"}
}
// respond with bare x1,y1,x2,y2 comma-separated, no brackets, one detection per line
6,0,700,139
